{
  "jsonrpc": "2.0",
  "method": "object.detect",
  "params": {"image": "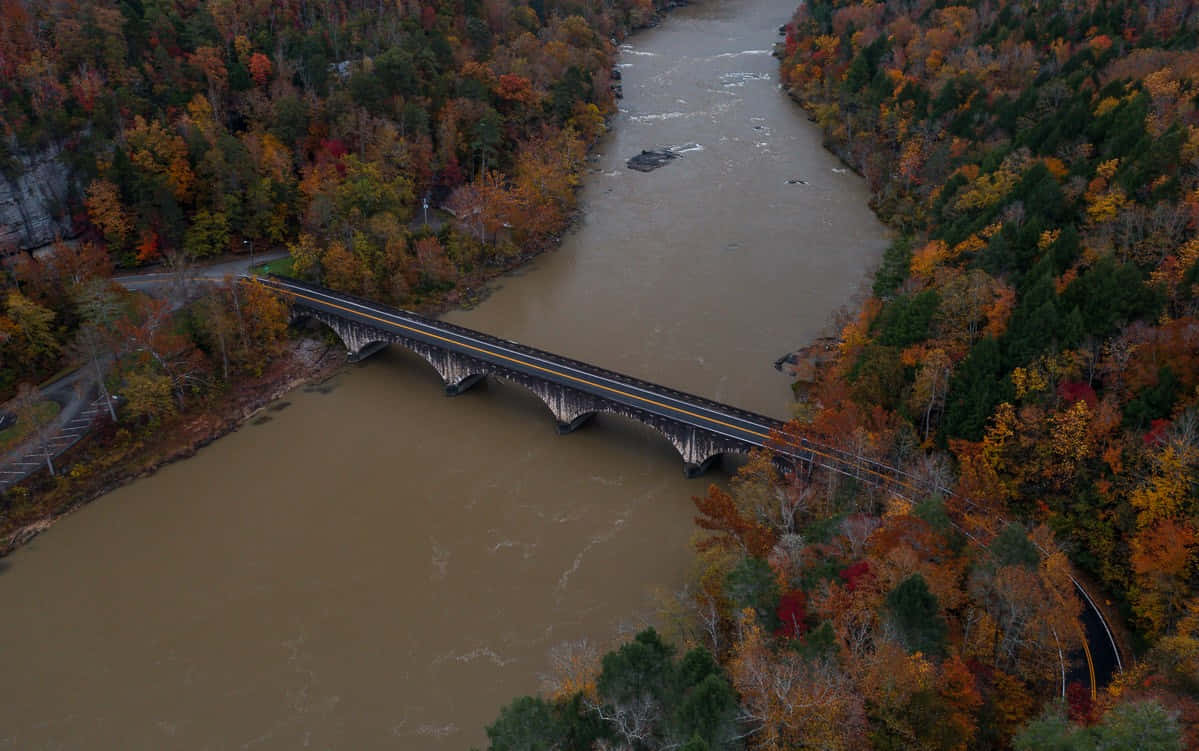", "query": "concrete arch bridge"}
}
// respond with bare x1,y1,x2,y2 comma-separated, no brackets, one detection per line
260,275,932,492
